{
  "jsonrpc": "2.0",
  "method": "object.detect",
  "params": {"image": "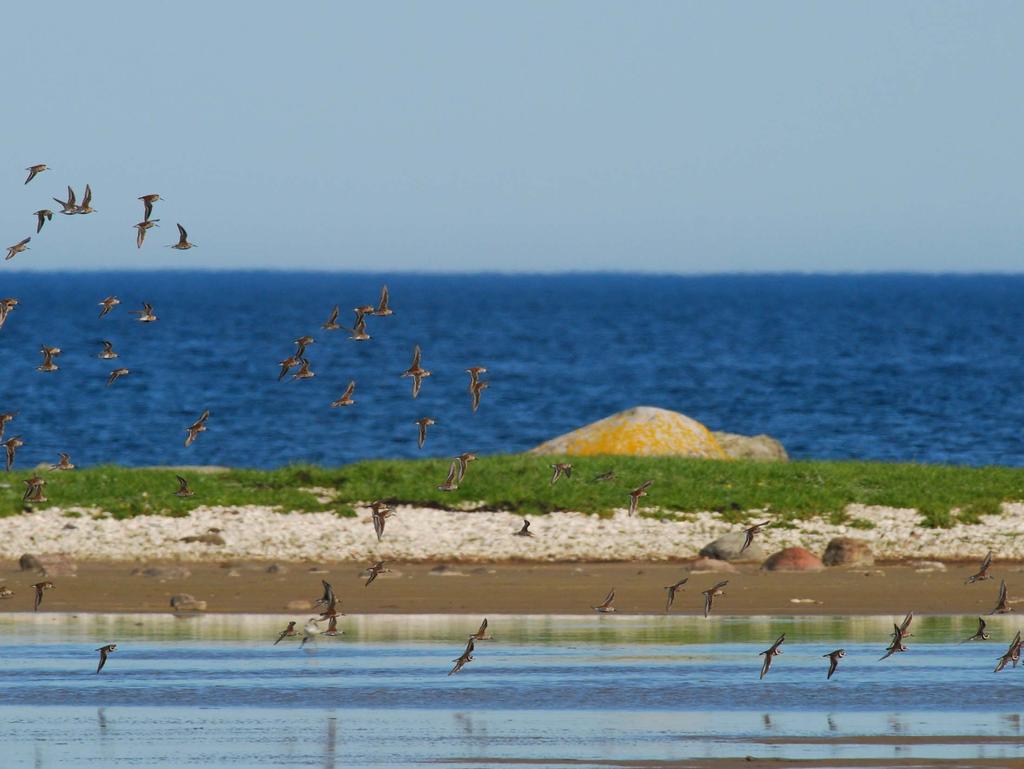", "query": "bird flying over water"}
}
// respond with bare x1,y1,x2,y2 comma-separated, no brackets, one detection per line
300,617,323,648
514,519,533,537
3,436,24,471
98,340,118,359
963,617,990,643
823,649,845,679
740,520,771,553
169,223,196,249
175,475,194,497
274,621,297,645
330,381,356,407
470,380,488,412
132,302,157,322
465,367,487,390
347,310,371,341
34,209,52,233
373,285,393,316
134,219,159,248
628,480,653,516
5,237,30,261
291,358,315,380
702,580,728,618
966,551,994,584
24,164,48,184
32,581,54,611
314,580,335,609
449,637,475,675
994,630,1022,673
322,614,342,637
76,184,96,214
663,577,688,612
95,644,117,674
138,194,162,221
549,463,572,485
401,345,431,398
106,368,130,387
184,410,209,447
0,412,14,442
469,618,492,641
37,346,61,372
0,298,19,329
415,417,435,449
759,634,785,679
321,305,341,330
879,622,909,661
990,580,1012,615
592,588,615,613
364,561,391,587
98,296,120,319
